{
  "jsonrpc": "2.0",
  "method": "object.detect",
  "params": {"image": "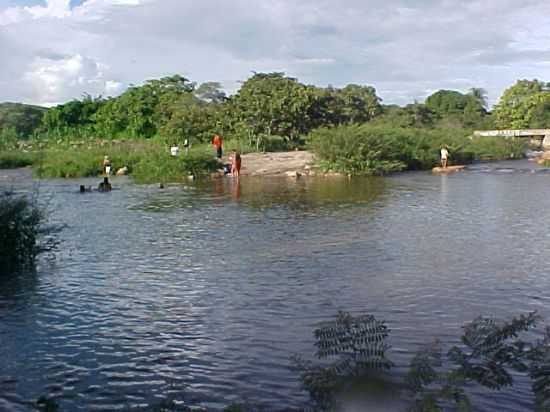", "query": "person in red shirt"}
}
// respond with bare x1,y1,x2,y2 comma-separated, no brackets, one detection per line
231,150,242,178
212,134,223,159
